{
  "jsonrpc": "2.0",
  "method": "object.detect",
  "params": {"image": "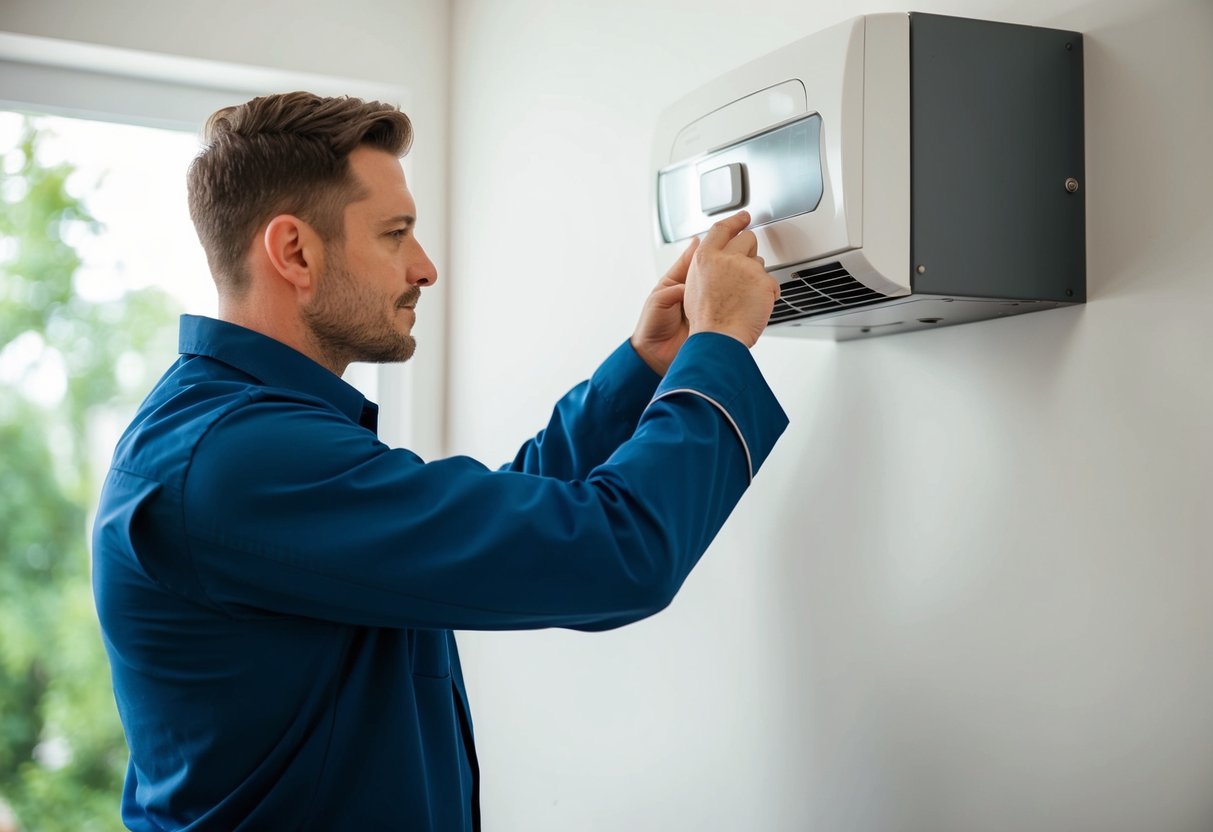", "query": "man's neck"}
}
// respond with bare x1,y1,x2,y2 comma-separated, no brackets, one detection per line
217,297,348,378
